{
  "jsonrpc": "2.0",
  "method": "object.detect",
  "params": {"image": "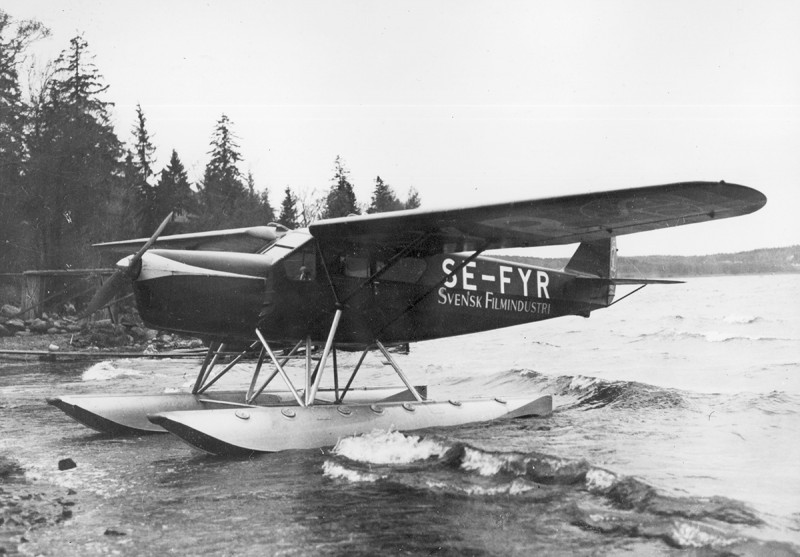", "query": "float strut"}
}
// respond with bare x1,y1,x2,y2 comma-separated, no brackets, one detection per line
255,329,305,407
307,308,343,405
376,340,424,402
